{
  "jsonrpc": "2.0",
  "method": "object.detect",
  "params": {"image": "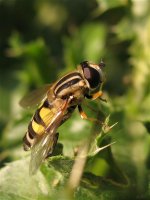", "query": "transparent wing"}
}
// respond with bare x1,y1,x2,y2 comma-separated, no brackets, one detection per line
19,84,52,108
29,99,69,175
29,131,58,175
